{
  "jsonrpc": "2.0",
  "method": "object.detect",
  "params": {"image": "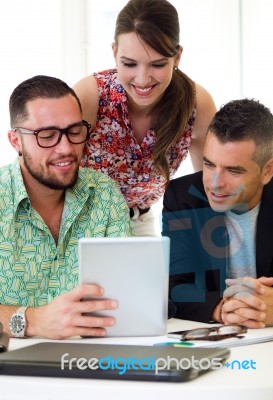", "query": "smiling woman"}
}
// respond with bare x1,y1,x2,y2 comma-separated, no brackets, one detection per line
73,0,218,236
